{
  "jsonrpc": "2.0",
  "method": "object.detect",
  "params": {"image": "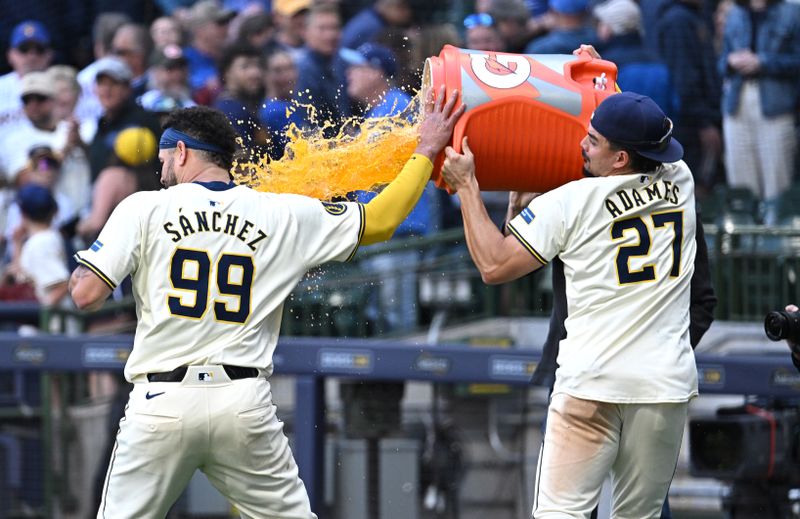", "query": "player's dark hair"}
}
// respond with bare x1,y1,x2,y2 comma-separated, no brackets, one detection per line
162,106,238,170
607,140,663,174
218,42,263,80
